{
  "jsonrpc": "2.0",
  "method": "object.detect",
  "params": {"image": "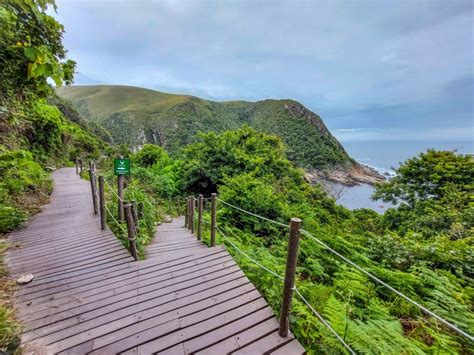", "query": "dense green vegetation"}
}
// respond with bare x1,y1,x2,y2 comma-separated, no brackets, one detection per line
1,0,105,233
2,1,472,354
58,85,355,170
116,128,473,353
1,1,108,351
